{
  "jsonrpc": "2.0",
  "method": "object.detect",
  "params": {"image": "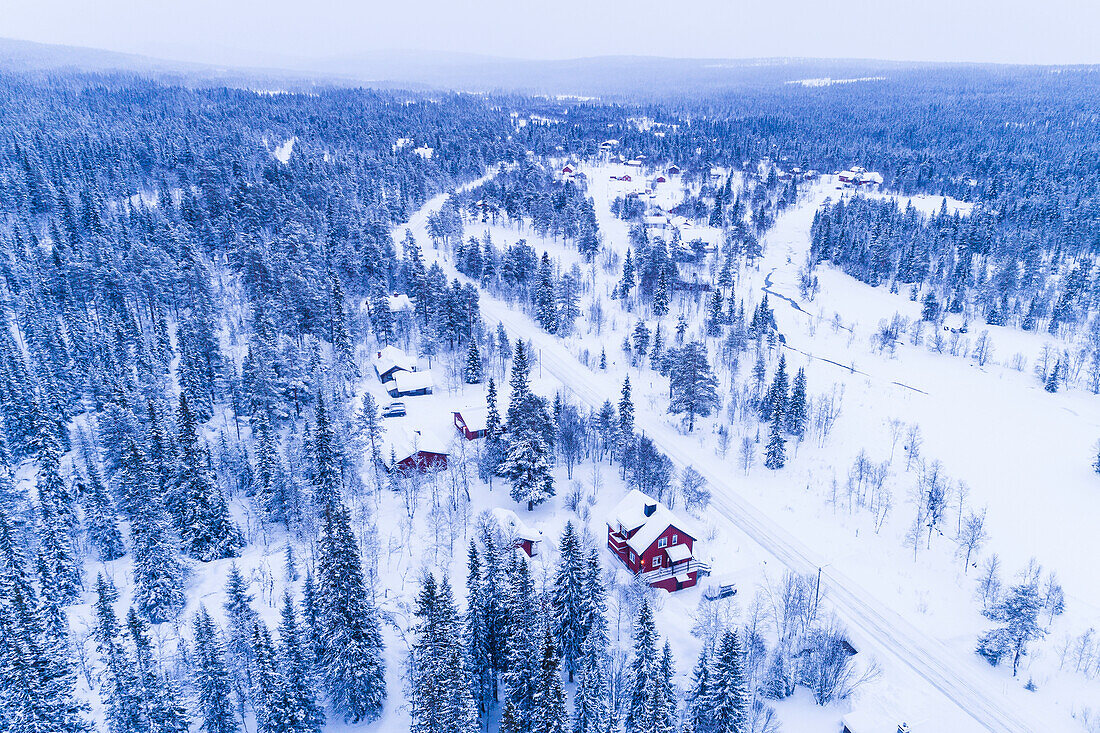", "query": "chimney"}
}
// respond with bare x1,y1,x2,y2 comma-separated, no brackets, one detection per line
643,503,657,518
